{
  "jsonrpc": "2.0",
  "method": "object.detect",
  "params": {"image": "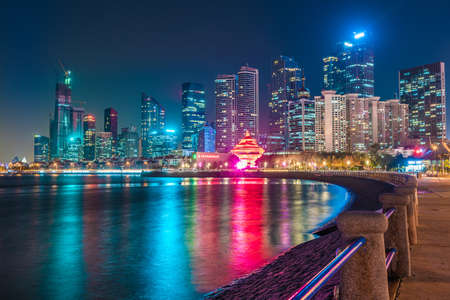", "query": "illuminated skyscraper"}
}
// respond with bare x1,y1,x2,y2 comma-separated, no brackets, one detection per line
377,99,409,148
323,32,374,98
95,132,113,160
50,70,72,160
323,56,339,90
268,56,302,151
237,65,259,140
215,74,237,152
181,82,206,153
399,62,446,143
288,98,315,151
83,114,96,161
314,91,347,152
118,126,139,158
34,135,49,162
141,93,166,157
104,108,118,140
197,124,216,152
148,129,178,158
